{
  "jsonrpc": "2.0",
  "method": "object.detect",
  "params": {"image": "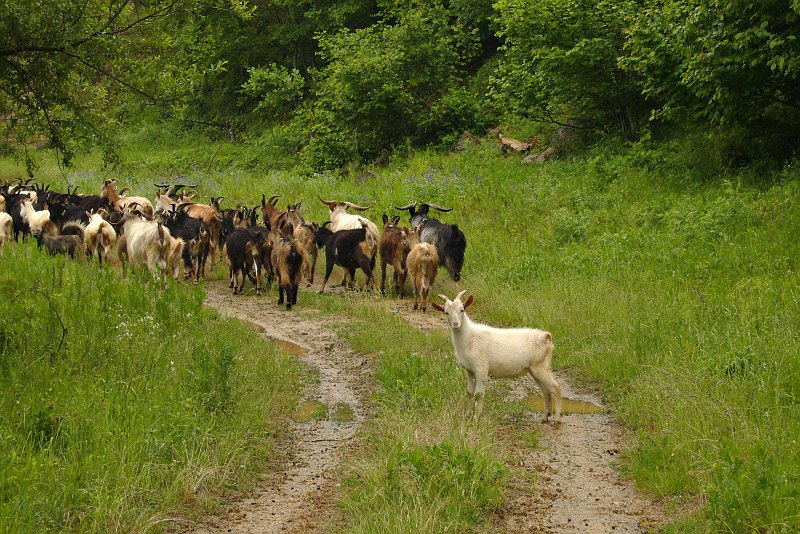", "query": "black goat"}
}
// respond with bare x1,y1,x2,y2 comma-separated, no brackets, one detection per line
316,223,376,293
164,210,211,283
395,202,466,282
225,227,271,295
